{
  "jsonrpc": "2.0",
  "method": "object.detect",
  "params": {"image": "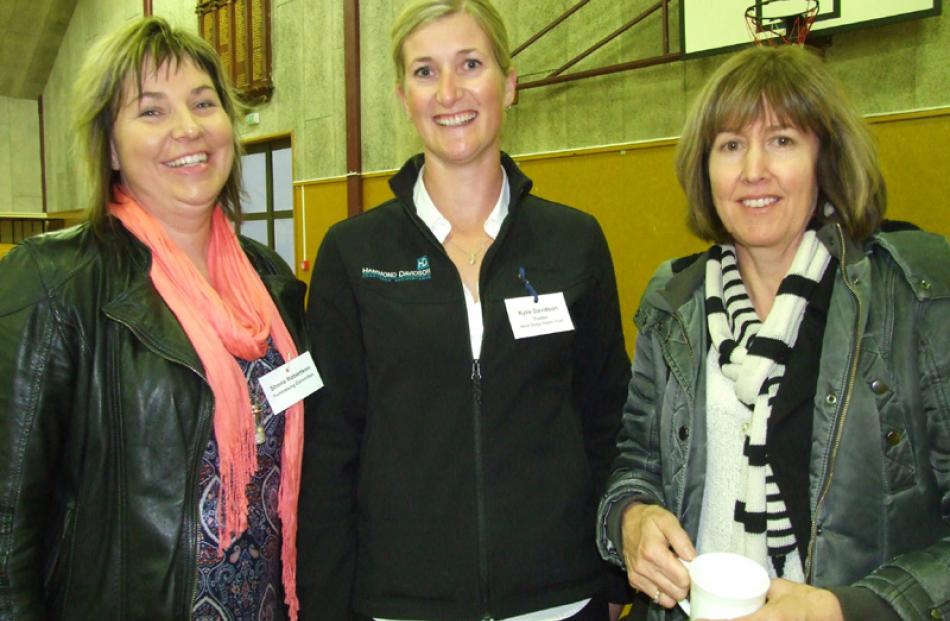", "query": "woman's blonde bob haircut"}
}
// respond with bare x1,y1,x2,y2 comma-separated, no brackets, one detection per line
676,45,886,243
73,17,245,231
391,0,512,84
